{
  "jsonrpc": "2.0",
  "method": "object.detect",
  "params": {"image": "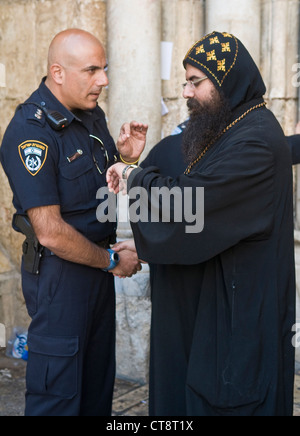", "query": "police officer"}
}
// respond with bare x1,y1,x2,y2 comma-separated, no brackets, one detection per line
0,29,147,416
